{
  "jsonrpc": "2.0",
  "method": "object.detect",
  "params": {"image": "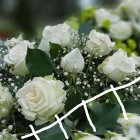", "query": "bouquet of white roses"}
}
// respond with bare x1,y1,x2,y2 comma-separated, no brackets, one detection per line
0,21,140,140
0,0,140,139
